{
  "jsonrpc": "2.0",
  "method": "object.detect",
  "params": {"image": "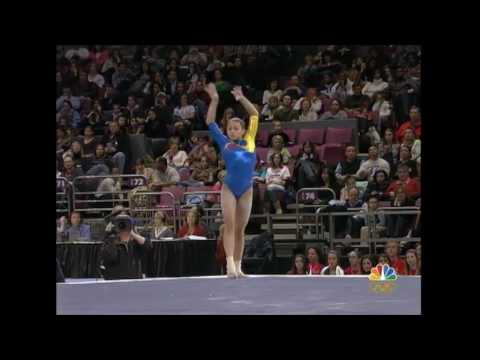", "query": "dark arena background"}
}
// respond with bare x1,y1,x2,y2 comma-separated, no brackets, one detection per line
56,44,421,315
